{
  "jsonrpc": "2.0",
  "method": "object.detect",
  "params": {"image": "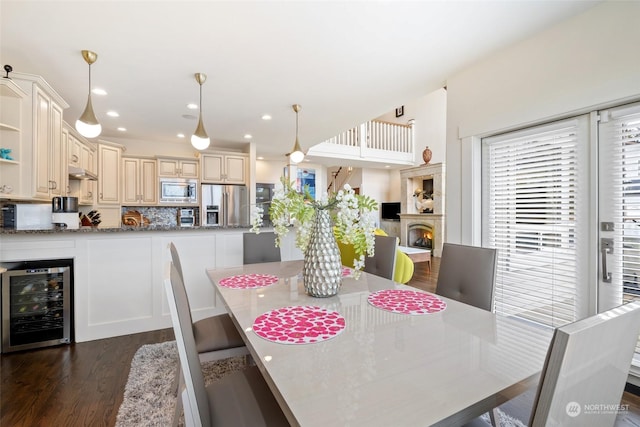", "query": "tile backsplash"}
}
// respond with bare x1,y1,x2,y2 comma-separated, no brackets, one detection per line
120,206,200,227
